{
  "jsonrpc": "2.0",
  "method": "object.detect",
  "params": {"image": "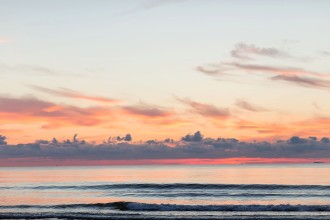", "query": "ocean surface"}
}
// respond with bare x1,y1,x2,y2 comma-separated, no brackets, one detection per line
0,164,330,219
